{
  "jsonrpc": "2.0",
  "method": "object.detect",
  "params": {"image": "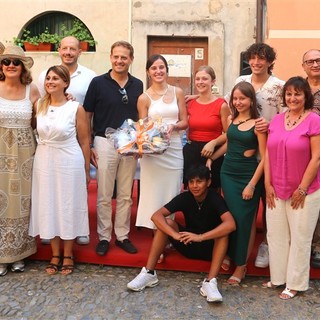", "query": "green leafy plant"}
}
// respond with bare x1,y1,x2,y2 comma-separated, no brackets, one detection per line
13,37,24,47
61,19,96,47
14,27,61,46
